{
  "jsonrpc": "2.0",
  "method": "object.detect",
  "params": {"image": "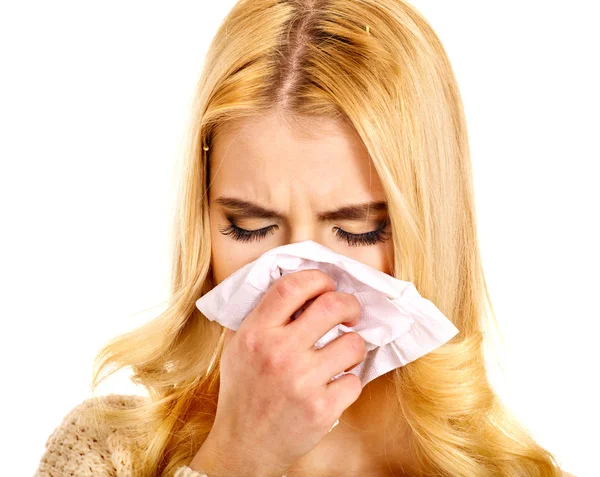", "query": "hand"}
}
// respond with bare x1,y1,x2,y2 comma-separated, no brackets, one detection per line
190,268,366,476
